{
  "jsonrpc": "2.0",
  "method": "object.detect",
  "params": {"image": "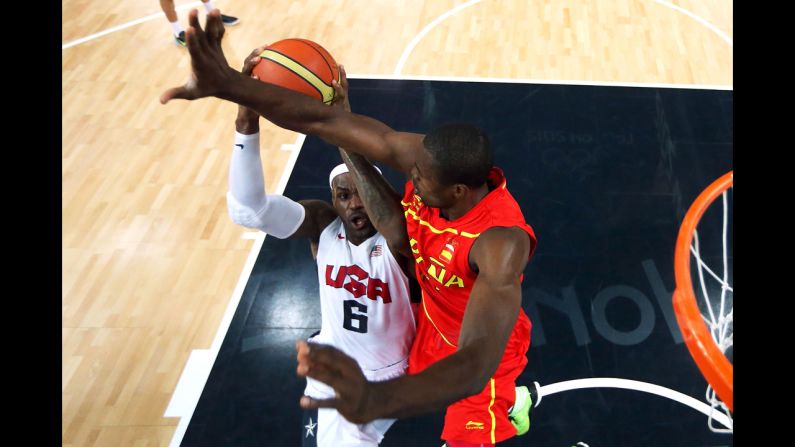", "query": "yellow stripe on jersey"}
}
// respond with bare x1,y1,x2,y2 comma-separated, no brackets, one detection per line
488,379,497,444
260,49,335,104
404,208,481,238
421,291,456,347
